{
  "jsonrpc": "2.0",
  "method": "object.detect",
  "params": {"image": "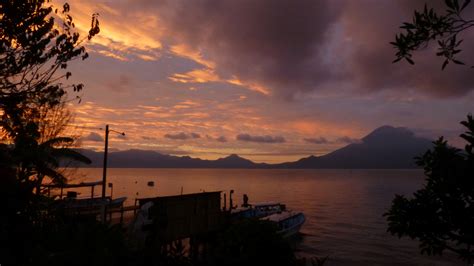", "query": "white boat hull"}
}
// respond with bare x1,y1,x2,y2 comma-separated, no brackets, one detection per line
262,211,305,238
279,214,305,238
